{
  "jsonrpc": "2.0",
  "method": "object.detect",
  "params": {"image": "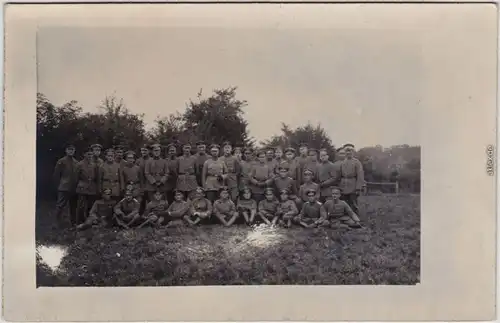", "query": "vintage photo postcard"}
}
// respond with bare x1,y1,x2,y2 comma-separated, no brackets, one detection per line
3,2,497,321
